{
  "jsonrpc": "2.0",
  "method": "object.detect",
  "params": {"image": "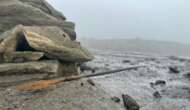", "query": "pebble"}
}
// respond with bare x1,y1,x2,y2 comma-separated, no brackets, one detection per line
153,91,162,99
111,96,121,103
168,66,180,74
